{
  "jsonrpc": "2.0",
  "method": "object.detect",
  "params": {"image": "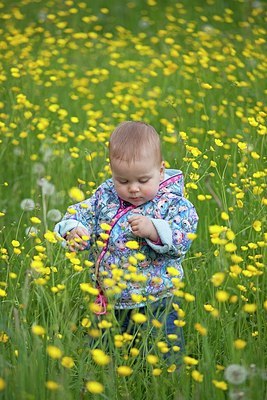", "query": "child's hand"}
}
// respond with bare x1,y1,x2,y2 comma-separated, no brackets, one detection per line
128,215,159,242
65,227,90,252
